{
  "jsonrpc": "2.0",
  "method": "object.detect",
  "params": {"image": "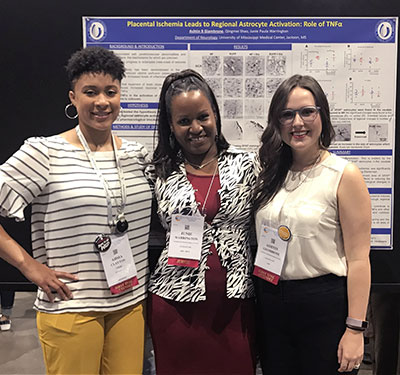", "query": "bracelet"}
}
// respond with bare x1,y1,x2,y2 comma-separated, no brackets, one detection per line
346,317,369,328
346,324,366,332
346,317,368,332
